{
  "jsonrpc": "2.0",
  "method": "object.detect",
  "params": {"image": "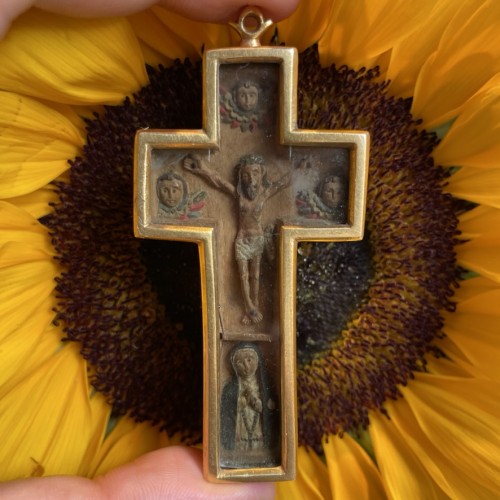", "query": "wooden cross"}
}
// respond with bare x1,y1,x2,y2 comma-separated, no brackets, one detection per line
134,8,369,483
